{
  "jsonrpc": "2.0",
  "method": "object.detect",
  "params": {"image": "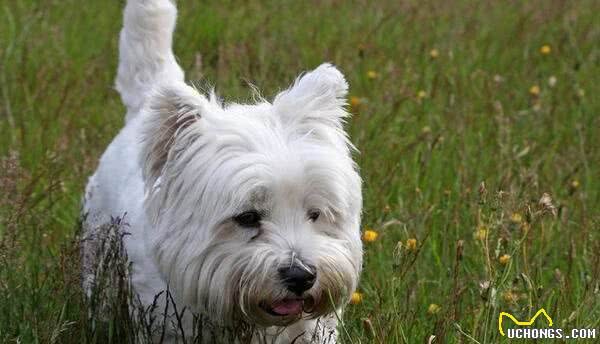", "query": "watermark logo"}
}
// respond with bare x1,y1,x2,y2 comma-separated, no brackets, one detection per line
499,308,553,336
498,308,597,340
